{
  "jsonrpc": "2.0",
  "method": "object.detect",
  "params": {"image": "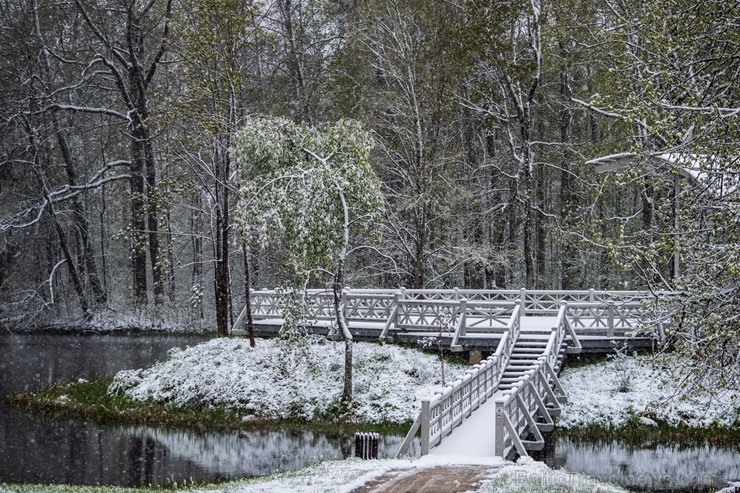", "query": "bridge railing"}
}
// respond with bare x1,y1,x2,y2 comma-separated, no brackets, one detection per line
491,305,571,458
493,356,567,458
242,288,661,343
247,288,656,319
394,305,520,457
565,301,651,336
